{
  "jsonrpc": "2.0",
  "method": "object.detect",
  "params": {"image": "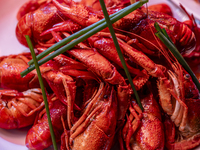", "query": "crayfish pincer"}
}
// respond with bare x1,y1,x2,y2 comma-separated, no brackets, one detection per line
61,82,118,150
0,53,41,91
122,92,164,150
